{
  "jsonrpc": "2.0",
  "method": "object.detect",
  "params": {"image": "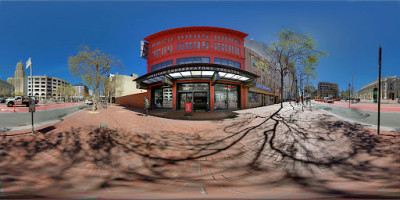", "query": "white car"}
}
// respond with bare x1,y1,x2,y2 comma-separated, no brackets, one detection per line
84,100,93,105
